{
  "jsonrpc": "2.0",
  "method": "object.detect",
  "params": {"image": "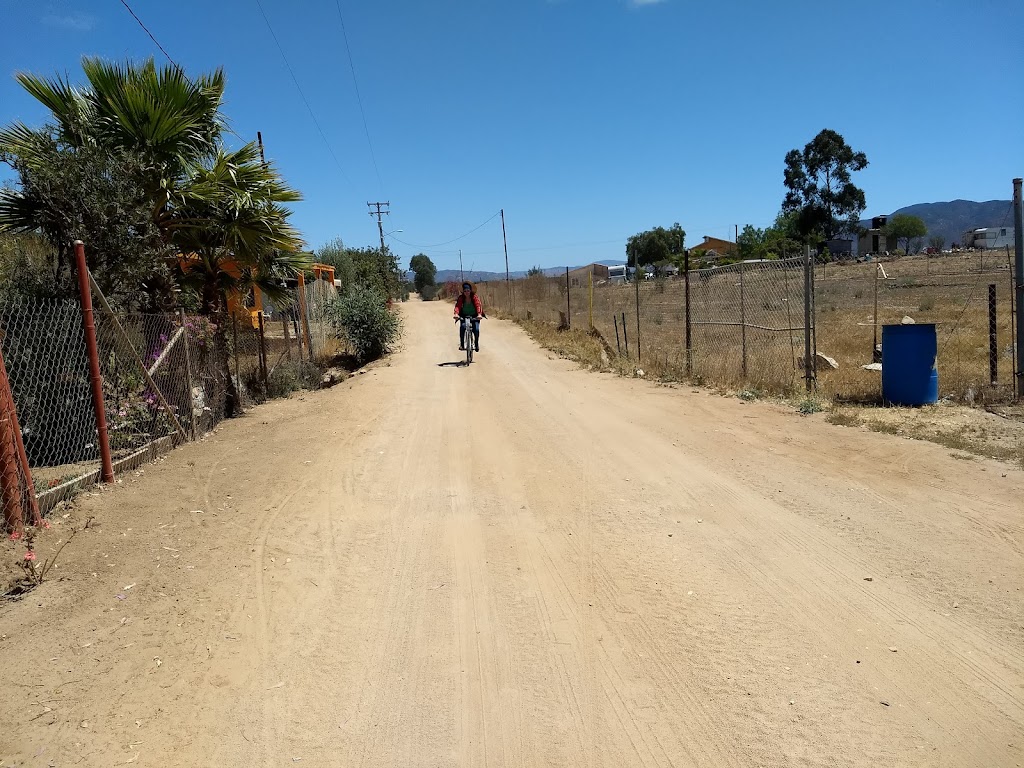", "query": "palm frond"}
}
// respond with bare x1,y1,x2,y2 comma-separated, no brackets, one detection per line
0,188,44,233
